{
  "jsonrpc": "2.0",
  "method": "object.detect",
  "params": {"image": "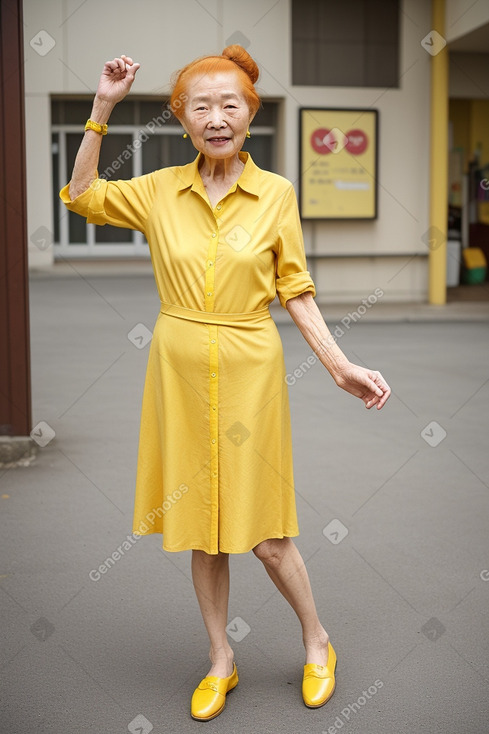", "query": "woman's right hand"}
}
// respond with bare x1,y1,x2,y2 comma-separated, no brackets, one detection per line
95,55,140,105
